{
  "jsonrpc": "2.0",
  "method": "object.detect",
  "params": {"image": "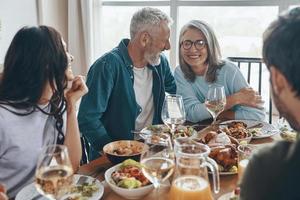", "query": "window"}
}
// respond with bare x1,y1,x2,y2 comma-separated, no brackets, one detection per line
178,6,278,59
98,0,297,67
100,6,169,57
